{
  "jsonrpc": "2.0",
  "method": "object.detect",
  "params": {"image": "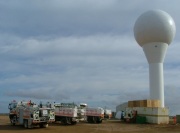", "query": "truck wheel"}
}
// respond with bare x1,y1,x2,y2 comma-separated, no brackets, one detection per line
93,116,97,123
24,120,28,128
10,116,16,126
66,117,71,125
28,124,34,129
39,124,43,128
43,124,48,128
87,116,95,123
87,116,91,123
61,118,67,125
10,118,15,126
71,121,77,125
97,118,102,123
